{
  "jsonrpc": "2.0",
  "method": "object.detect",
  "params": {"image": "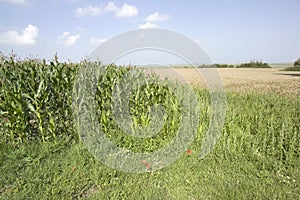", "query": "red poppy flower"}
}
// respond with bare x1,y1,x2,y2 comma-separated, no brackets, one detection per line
142,160,150,169
187,149,192,155
145,163,150,169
